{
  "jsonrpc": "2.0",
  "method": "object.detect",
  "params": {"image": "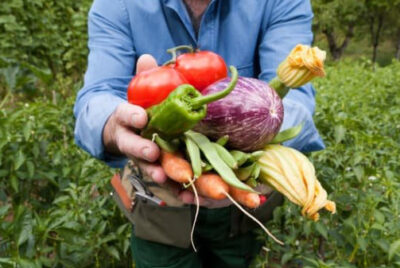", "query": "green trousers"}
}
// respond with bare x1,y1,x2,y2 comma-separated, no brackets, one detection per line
131,206,263,268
